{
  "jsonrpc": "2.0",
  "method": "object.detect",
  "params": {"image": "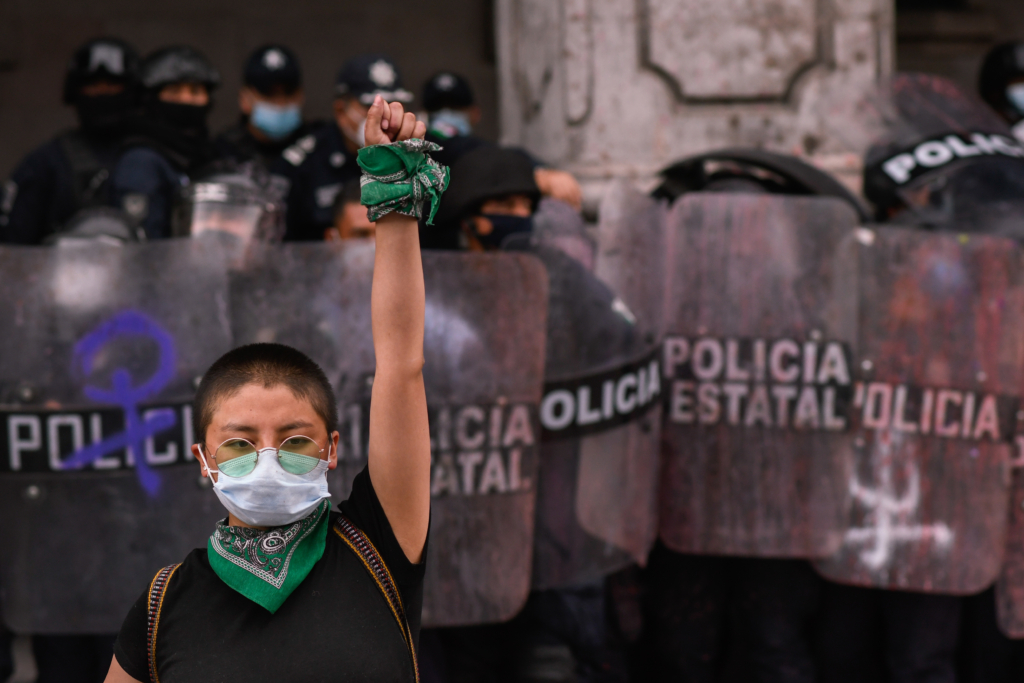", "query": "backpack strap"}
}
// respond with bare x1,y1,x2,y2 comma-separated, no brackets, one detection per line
333,516,420,683
146,563,181,683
